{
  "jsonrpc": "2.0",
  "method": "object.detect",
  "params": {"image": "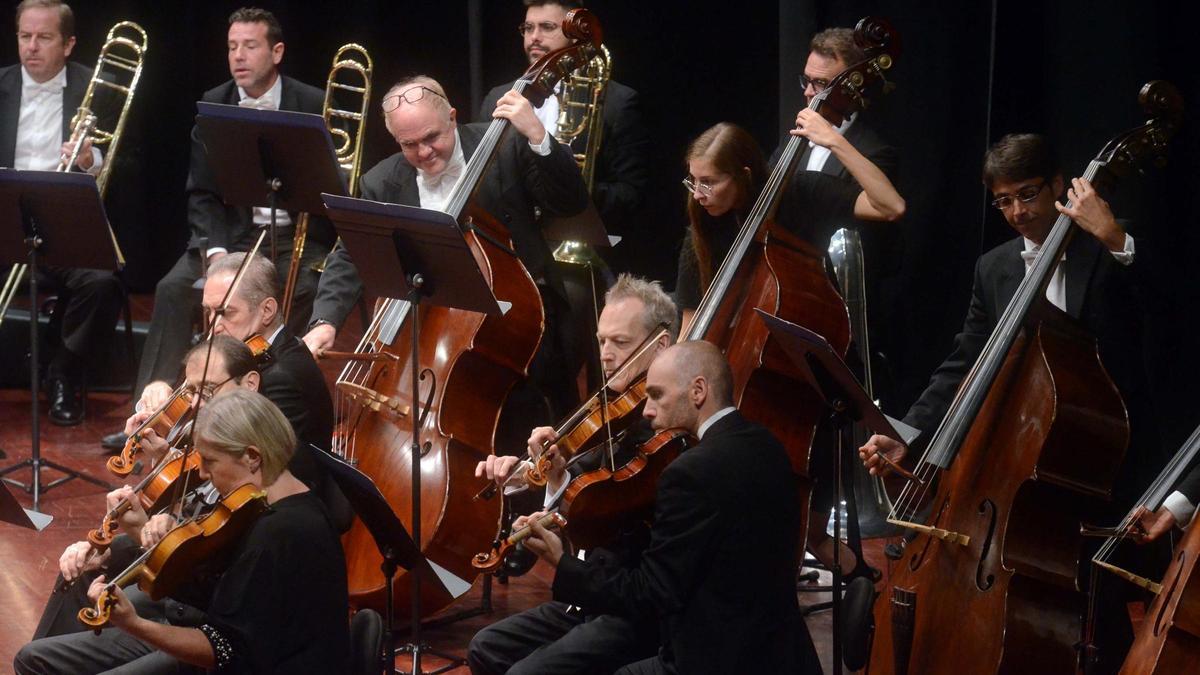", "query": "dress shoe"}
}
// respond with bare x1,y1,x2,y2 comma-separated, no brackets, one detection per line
48,377,85,426
101,431,129,452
